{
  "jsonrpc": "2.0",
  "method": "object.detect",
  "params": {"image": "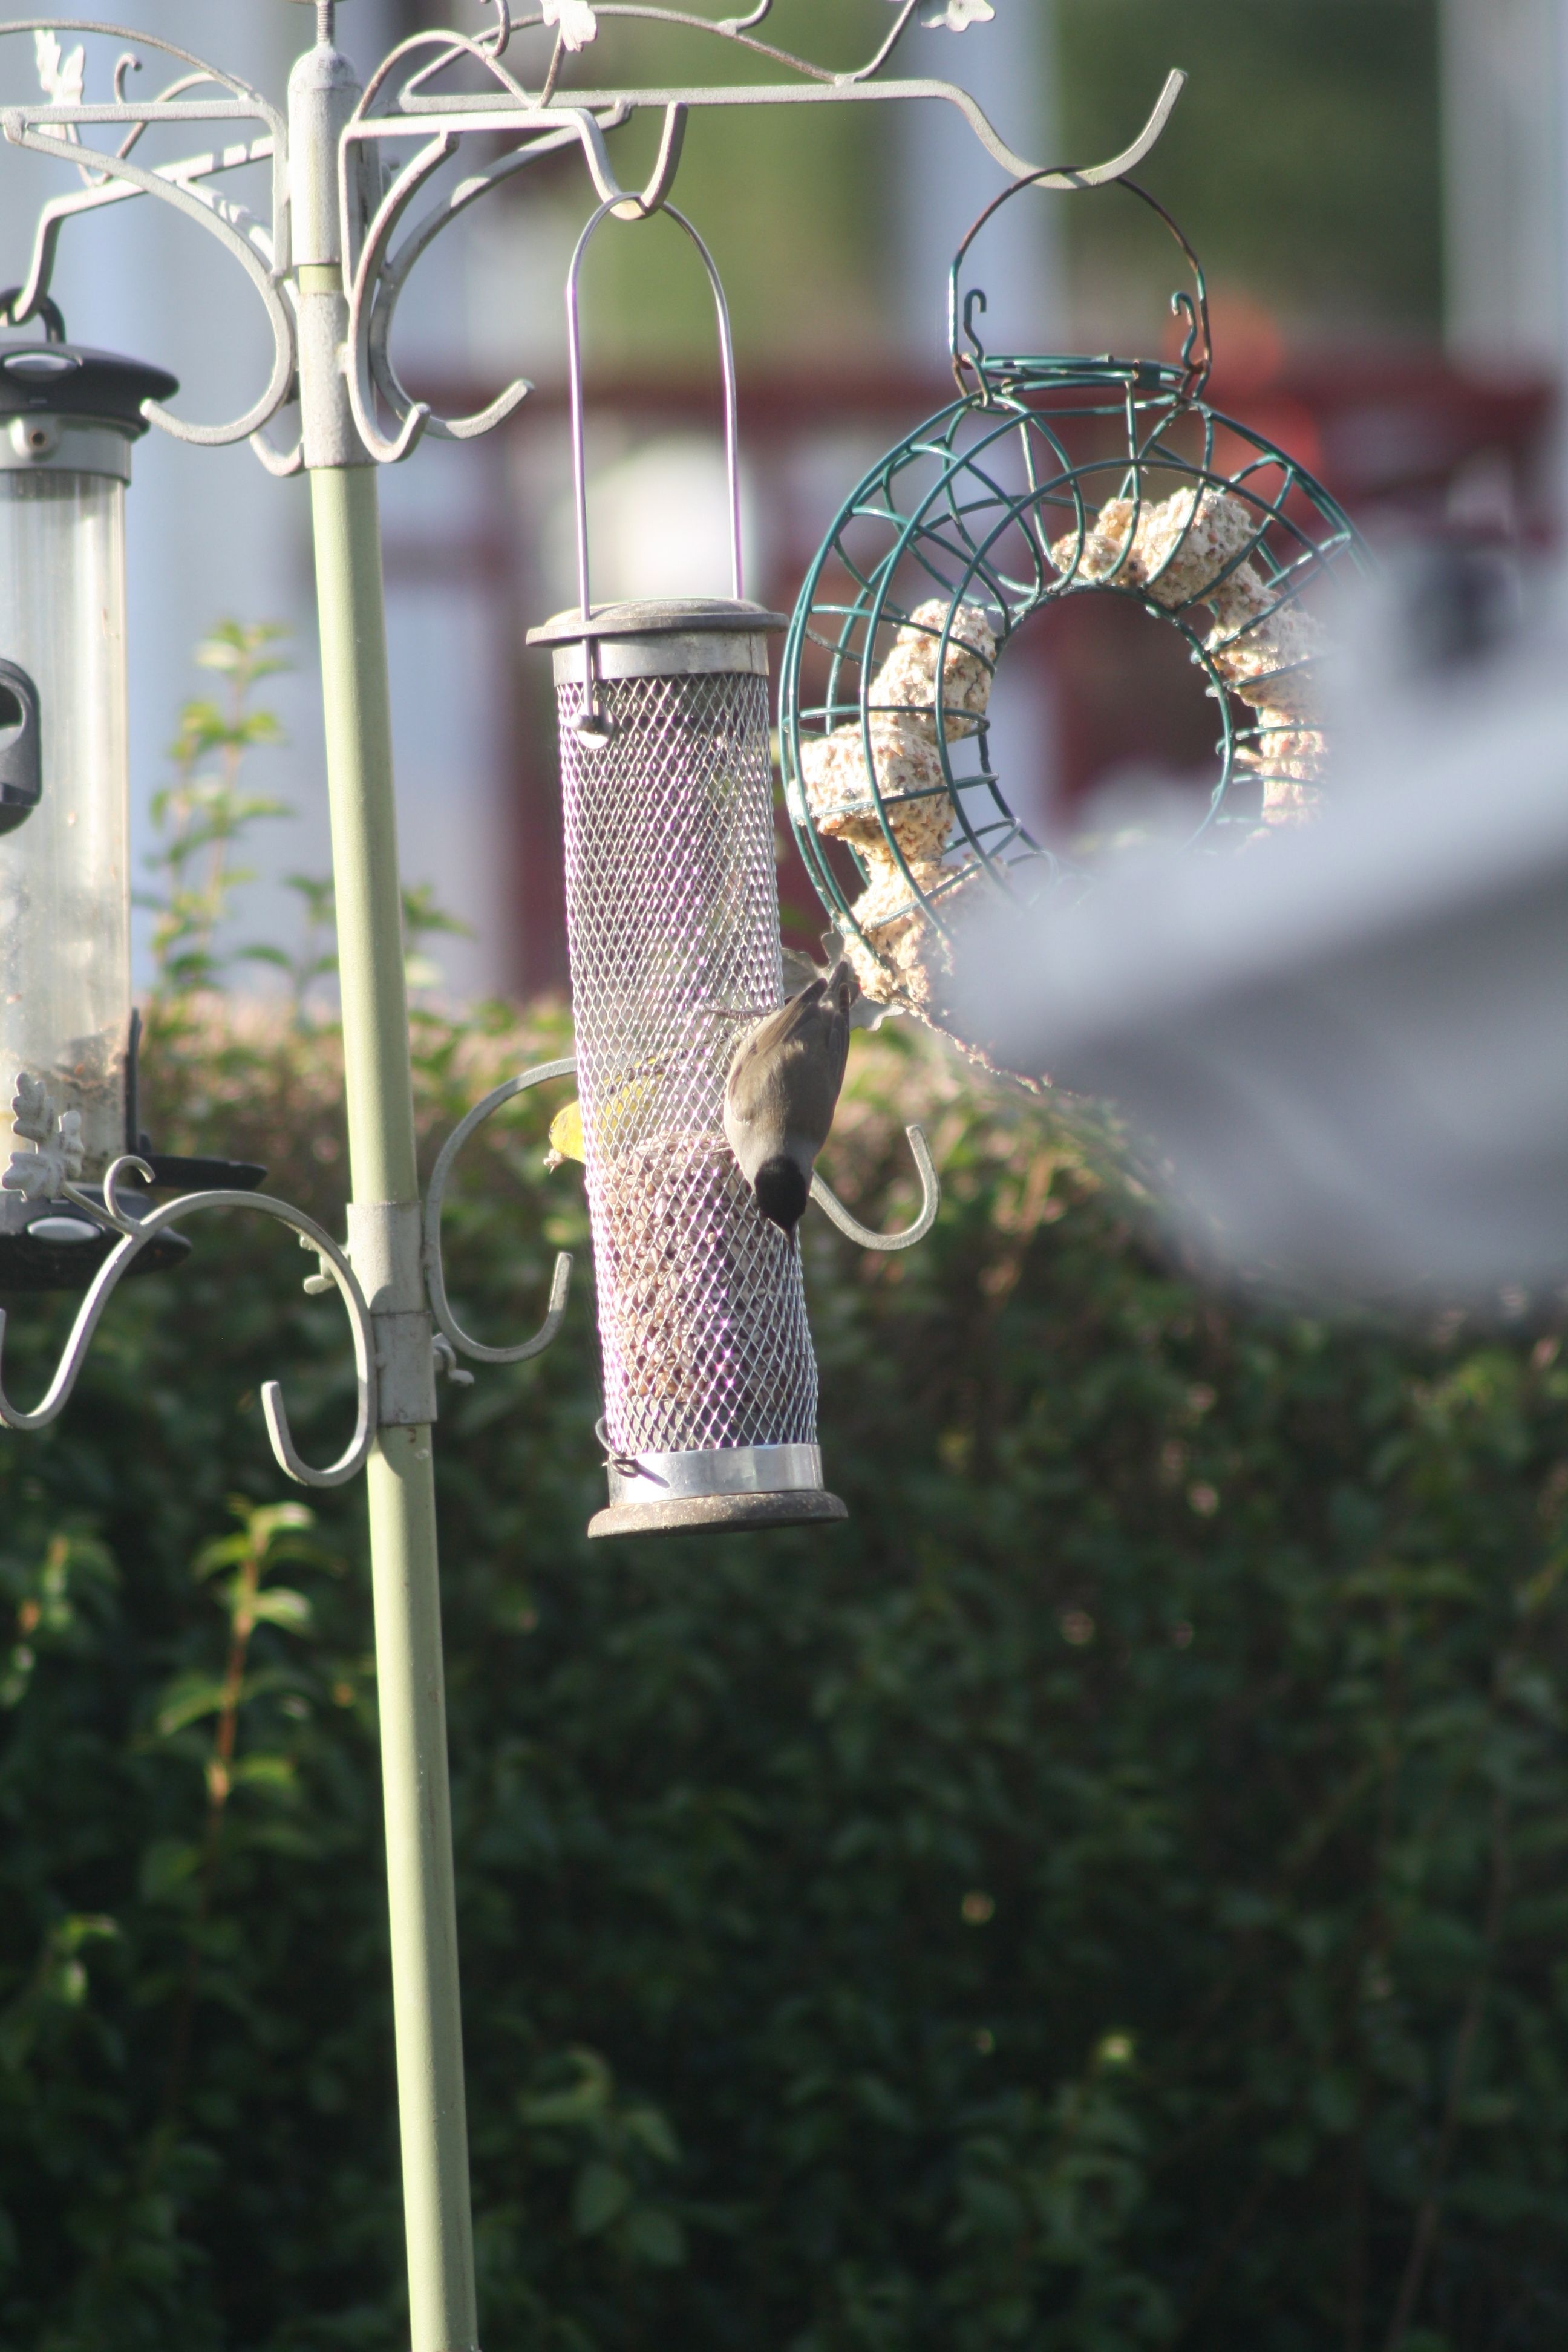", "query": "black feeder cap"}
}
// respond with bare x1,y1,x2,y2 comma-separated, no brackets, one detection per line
0,340,178,437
